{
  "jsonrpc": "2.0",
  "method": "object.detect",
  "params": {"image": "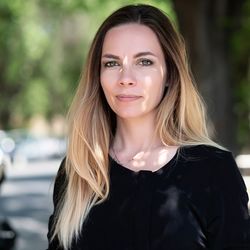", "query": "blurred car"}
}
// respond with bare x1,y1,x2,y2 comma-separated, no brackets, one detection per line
0,129,21,163
1,129,66,164
12,136,66,164
0,149,10,186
